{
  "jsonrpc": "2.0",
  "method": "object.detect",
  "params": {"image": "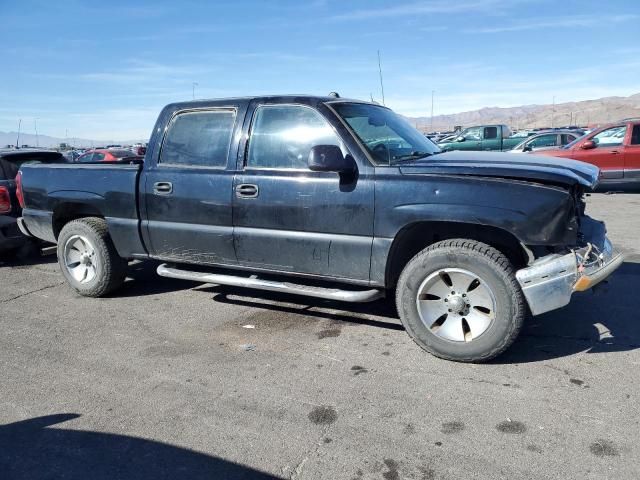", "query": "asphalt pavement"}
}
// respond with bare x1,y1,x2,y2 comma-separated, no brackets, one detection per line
1,193,639,480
